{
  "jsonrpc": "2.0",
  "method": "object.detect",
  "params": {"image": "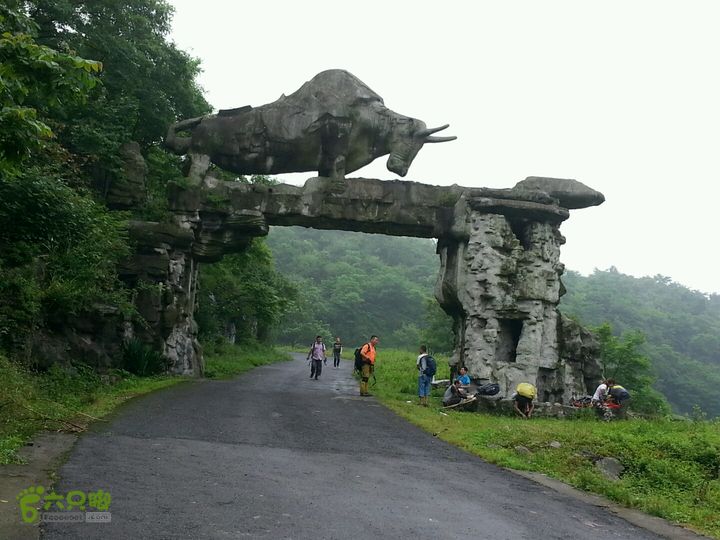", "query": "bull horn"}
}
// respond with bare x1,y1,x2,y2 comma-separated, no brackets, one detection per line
425,135,457,143
417,124,450,138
